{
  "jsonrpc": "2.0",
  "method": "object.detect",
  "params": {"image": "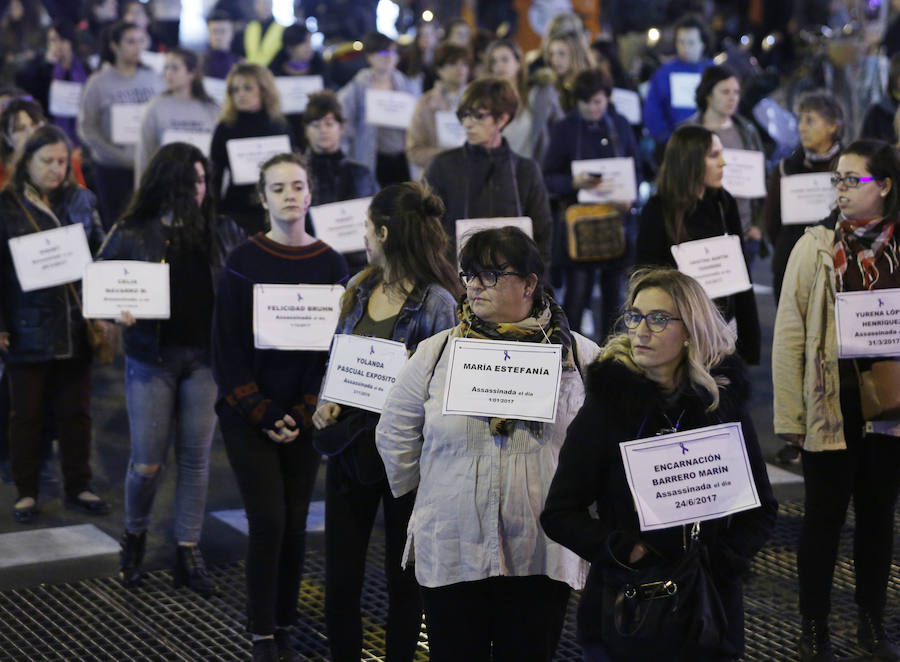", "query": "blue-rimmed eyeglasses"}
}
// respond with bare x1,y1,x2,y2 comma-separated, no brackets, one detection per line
459,270,525,287
622,310,683,333
830,174,879,188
